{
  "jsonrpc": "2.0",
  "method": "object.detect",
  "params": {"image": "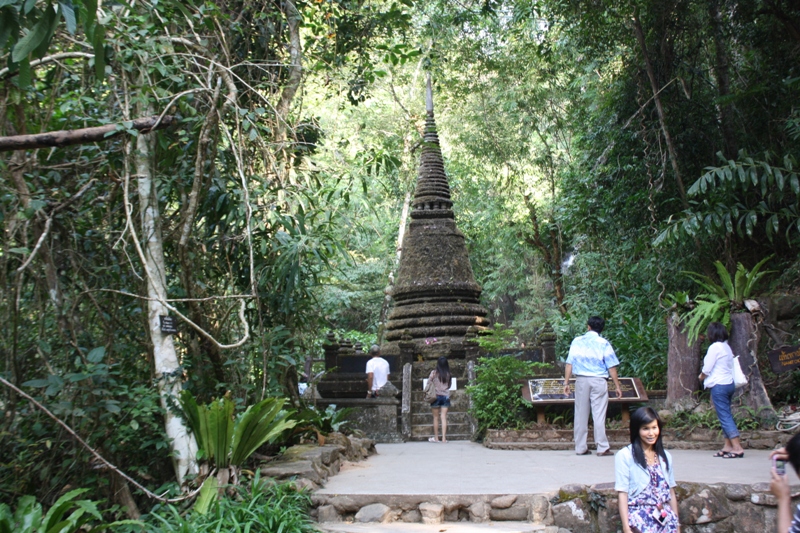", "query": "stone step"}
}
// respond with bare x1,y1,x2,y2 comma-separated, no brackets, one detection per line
411,412,471,424
483,441,629,451
318,522,545,533
408,434,473,442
